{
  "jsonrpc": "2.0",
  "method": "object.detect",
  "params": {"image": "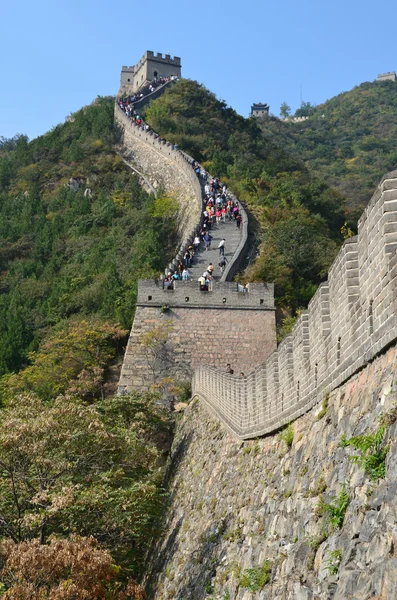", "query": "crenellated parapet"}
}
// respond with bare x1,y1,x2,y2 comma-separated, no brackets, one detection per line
120,50,182,95
193,171,397,439
115,105,202,250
